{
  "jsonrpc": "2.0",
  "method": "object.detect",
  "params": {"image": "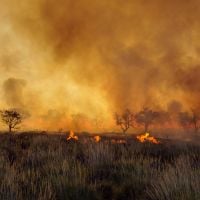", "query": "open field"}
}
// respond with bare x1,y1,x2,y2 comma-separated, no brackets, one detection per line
0,132,199,200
